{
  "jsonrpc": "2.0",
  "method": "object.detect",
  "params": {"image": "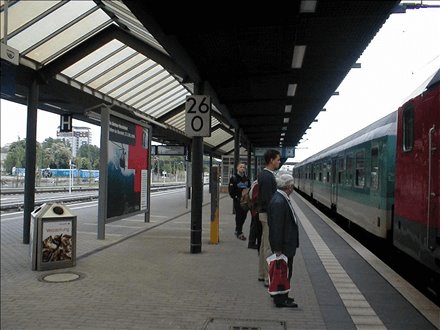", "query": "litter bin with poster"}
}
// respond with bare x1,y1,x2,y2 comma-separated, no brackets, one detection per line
30,203,77,271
